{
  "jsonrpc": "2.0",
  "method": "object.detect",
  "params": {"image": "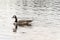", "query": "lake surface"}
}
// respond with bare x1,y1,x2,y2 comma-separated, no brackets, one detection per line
0,0,60,40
